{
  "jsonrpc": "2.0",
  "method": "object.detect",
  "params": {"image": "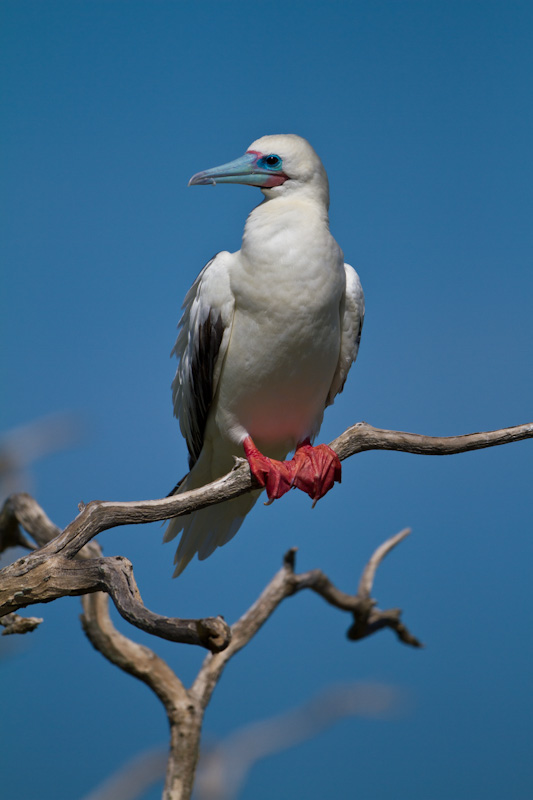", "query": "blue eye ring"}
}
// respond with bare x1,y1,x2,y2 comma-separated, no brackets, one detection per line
257,154,282,171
